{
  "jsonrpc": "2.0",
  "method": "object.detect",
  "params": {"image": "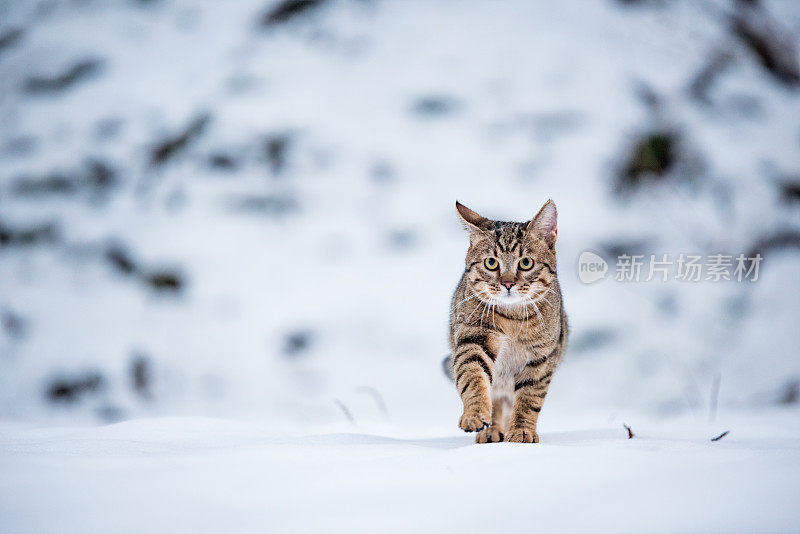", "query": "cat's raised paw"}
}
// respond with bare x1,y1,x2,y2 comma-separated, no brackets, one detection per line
458,409,490,432
505,428,539,443
475,426,504,443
